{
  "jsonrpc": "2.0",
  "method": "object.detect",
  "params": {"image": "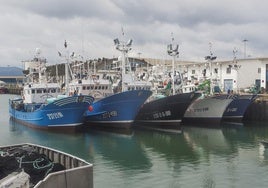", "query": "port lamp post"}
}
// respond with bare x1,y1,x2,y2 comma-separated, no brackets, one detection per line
167,43,179,95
